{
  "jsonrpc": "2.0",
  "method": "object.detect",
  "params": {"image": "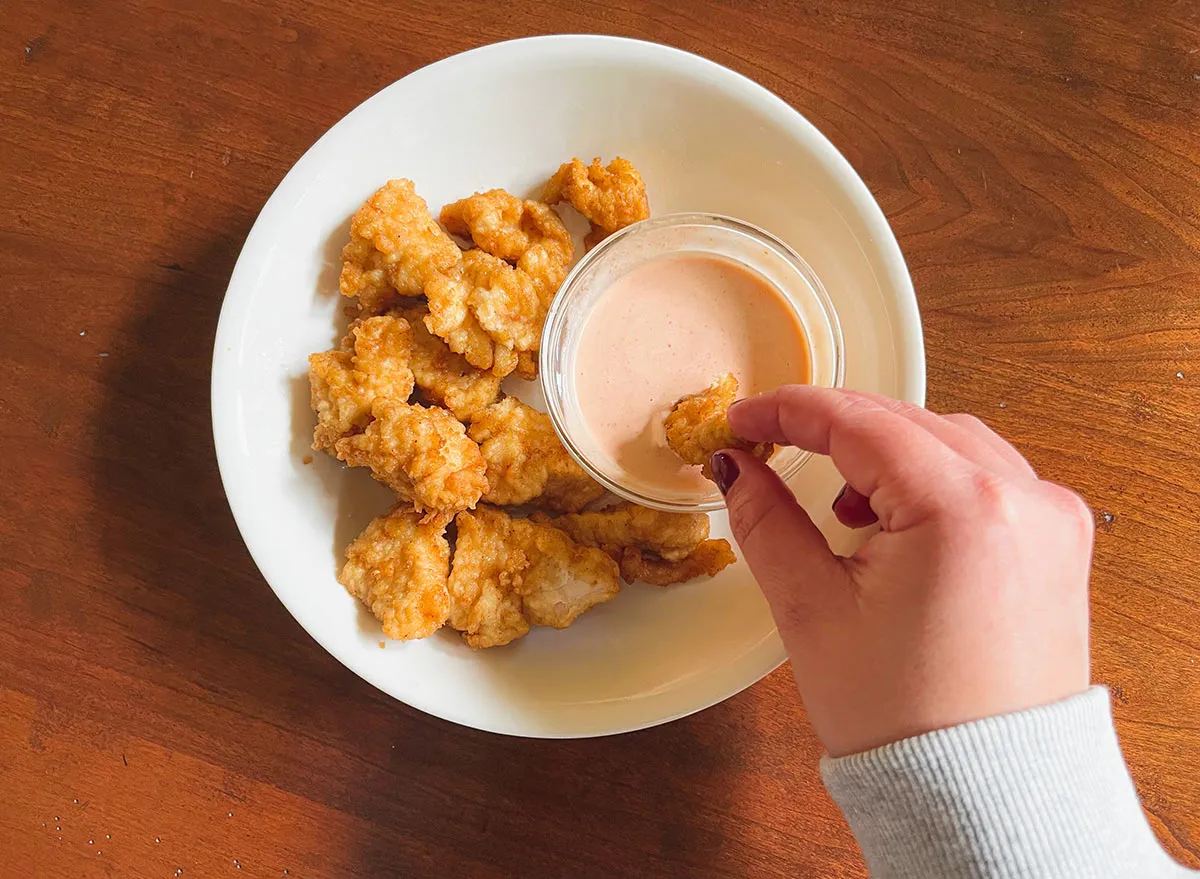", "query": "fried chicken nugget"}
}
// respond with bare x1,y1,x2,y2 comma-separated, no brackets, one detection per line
424,249,532,377
537,501,709,562
520,519,621,629
340,507,451,640
438,191,575,380
447,506,531,648
334,398,487,516
340,179,462,314
308,314,414,451
468,397,607,512
448,506,620,648
543,157,650,248
440,190,574,286
401,305,502,421
665,374,775,479
617,539,737,586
